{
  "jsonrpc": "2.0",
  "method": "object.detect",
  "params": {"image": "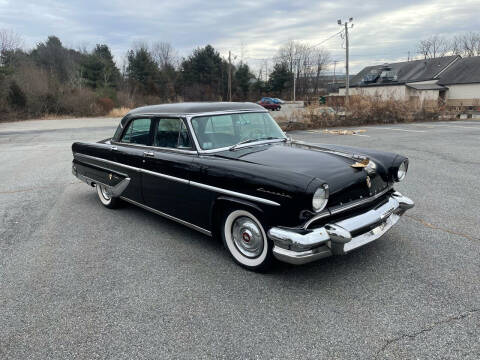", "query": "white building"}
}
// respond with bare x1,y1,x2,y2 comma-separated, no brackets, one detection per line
338,56,480,108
